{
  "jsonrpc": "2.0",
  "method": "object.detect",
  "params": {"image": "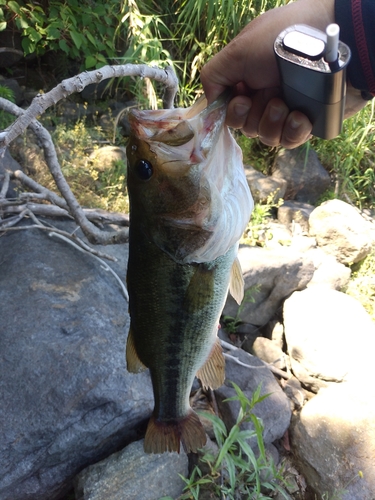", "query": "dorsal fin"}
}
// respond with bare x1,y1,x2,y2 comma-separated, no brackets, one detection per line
196,337,225,390
126,326,147,373
229,256,244,305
